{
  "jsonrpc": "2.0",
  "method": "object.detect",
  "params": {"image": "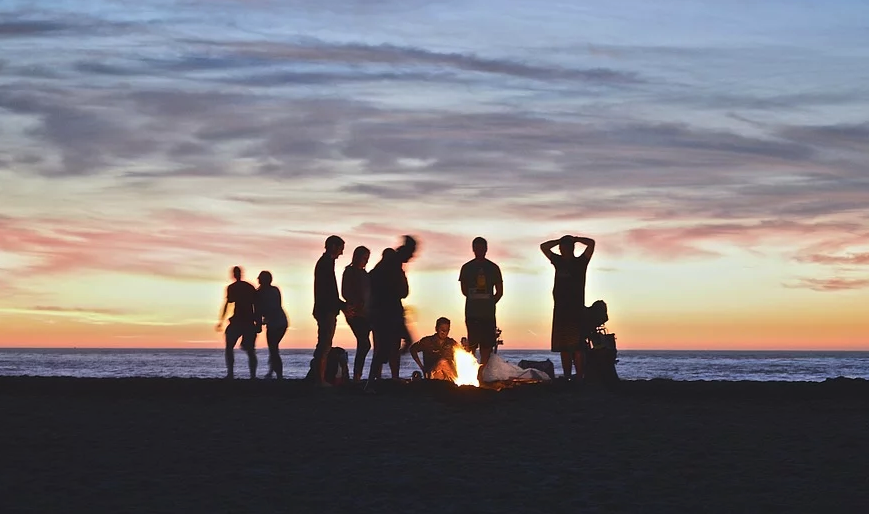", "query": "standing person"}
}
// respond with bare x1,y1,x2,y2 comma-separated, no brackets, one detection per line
368,236,417,383
540,234,595,380
215,266,259,379
257,270,288,379
312,235,347,386
459,237,503,366
342,245,372,382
